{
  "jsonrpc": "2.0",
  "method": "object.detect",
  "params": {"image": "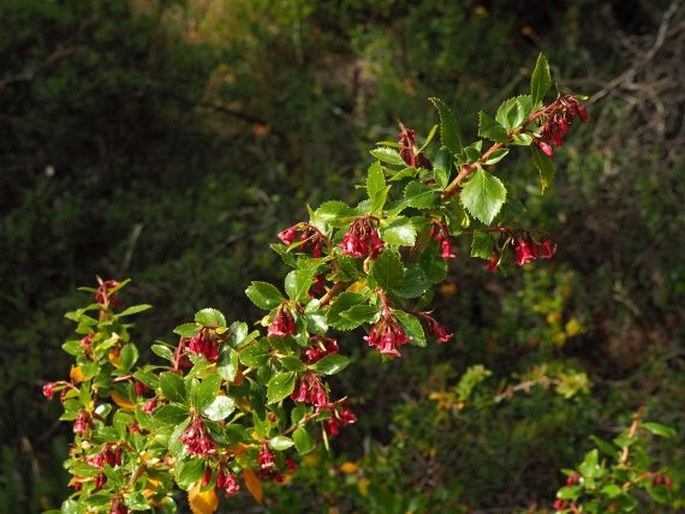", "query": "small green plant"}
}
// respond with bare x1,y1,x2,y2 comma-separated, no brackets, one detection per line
43,54,675,513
